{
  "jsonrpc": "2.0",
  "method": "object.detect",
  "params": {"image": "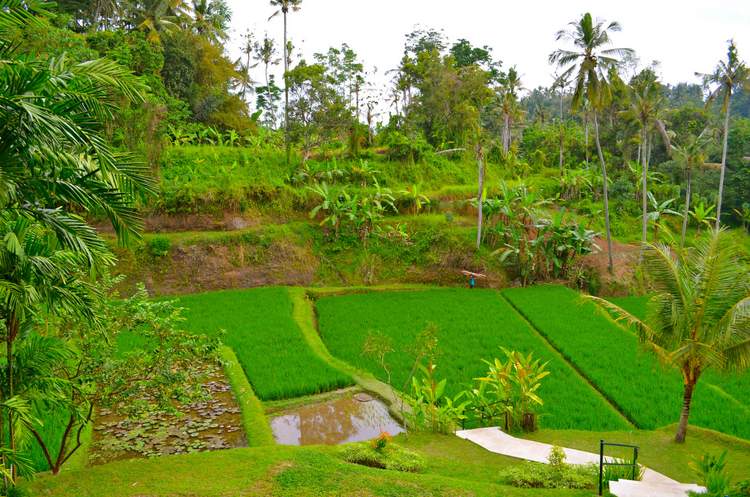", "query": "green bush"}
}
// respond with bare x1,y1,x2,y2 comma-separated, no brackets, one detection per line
147,236,171,257
500,461,596,489
340,442,425,473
